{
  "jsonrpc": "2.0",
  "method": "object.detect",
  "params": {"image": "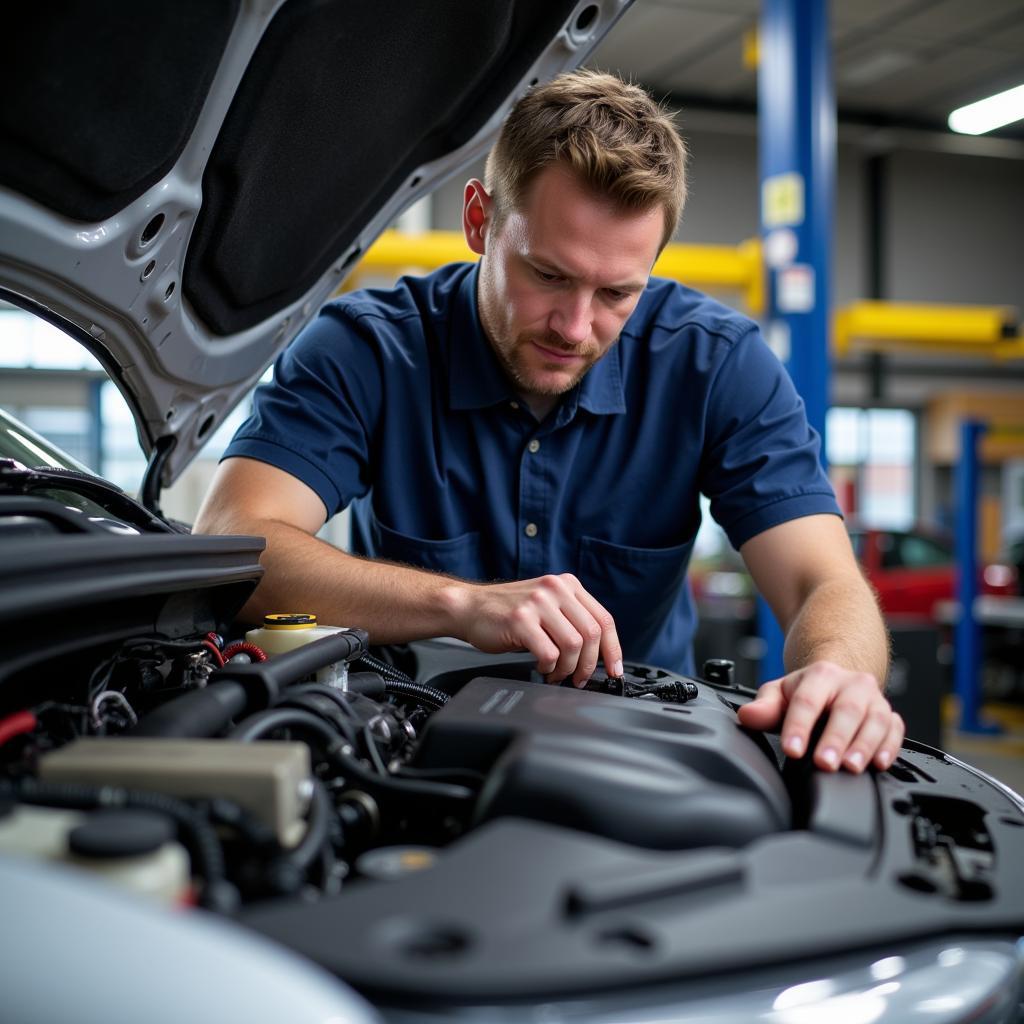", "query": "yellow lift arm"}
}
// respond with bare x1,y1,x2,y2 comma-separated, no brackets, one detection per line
834,301,1024,361
355,232,1023,361
355,231,765,315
